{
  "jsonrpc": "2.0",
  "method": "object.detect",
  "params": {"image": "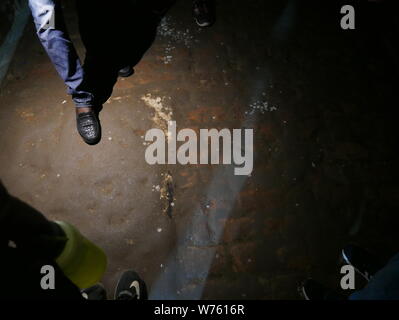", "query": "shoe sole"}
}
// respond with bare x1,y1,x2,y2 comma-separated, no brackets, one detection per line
84,139,101,145
118,69,134,78
195,18,212,27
